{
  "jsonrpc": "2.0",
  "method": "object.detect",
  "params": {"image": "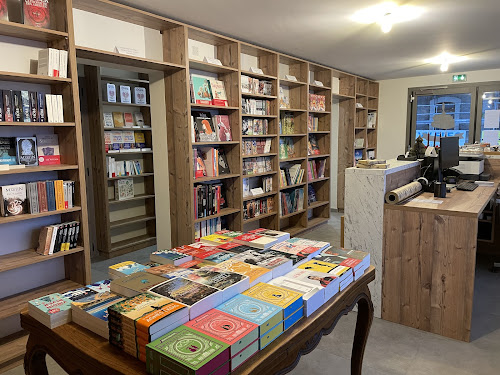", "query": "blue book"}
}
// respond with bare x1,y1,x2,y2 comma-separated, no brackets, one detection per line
216,294,283,337
284,306,303,330
46,181,56,211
